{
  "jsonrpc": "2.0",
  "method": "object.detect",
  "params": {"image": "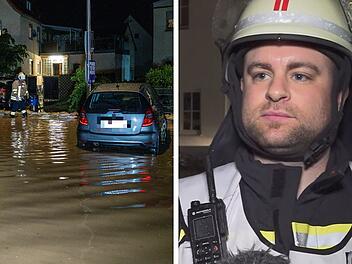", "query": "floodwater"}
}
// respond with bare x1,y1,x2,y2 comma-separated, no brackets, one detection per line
0,112,173,264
